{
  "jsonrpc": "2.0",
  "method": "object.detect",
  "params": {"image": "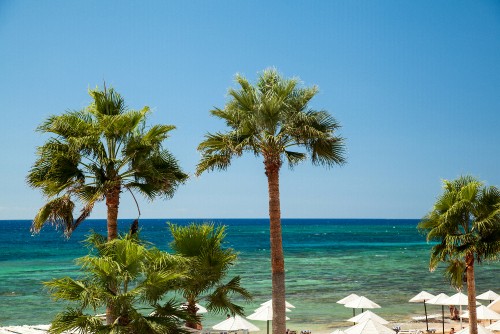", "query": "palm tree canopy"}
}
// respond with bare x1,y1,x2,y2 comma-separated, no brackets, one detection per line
168,223,252,316
417,175,500,287
196,68,346,175
45,233,196,334
27,86,188,236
